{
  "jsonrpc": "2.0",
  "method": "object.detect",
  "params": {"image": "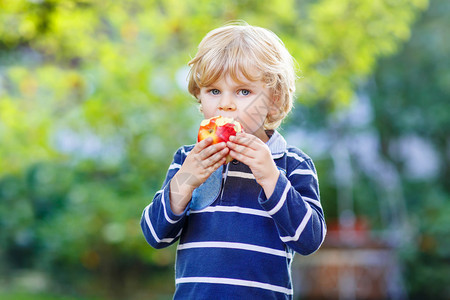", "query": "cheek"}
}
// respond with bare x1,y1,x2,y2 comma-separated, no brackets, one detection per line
236,105,268,132
199,99,217,118
251,97,270,118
